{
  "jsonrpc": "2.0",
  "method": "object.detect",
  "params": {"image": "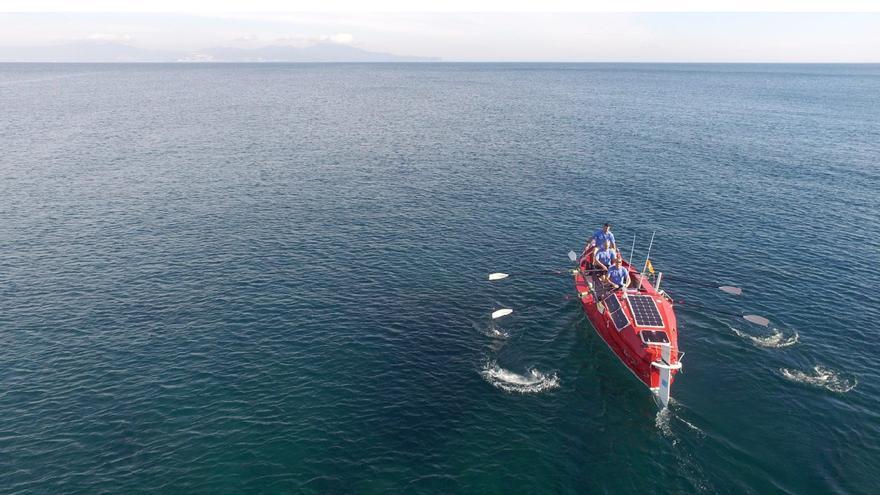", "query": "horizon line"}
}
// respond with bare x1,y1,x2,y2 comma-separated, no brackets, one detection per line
1,61,879,64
